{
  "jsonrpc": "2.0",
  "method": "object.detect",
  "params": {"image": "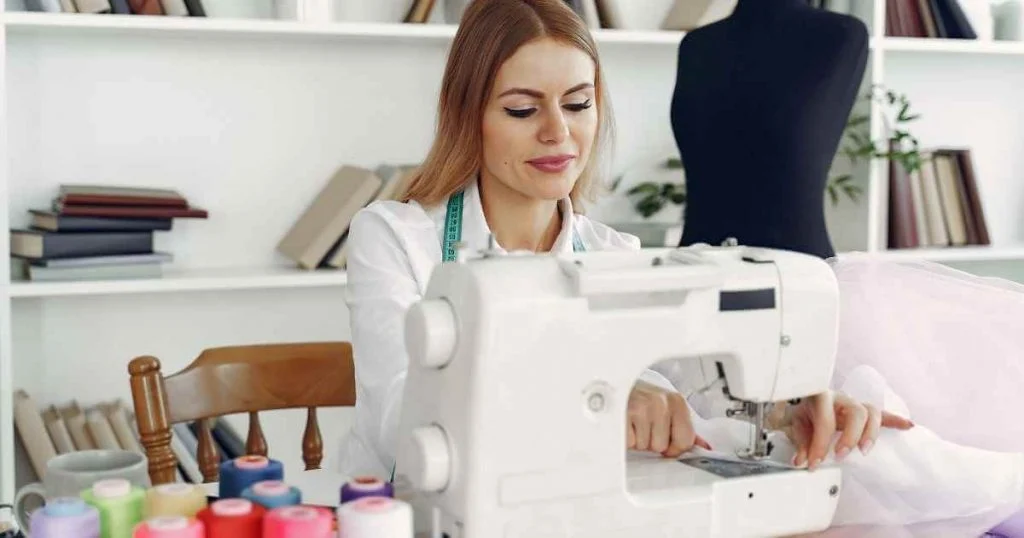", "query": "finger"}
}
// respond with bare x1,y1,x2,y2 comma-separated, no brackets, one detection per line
694,435,712,451
835,400,867,462
633,411,651,452
649,397,670,454
881,411,914,430
791,418,810,467
808,394,836,470
627,422,636,449
662,395,695,458
859,403,882,455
